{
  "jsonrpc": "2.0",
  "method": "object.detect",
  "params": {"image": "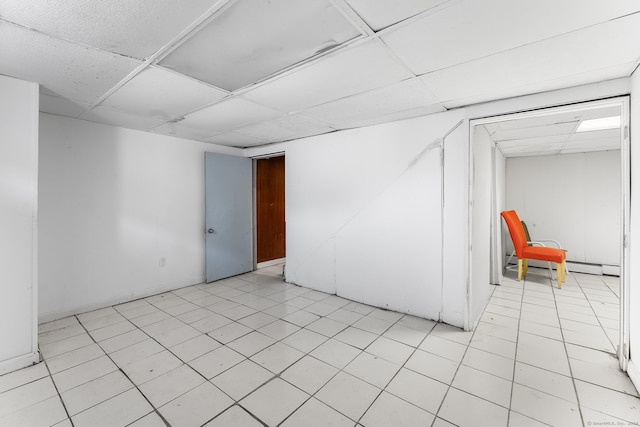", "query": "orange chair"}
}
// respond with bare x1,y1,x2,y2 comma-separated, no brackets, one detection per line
501,210,567,288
